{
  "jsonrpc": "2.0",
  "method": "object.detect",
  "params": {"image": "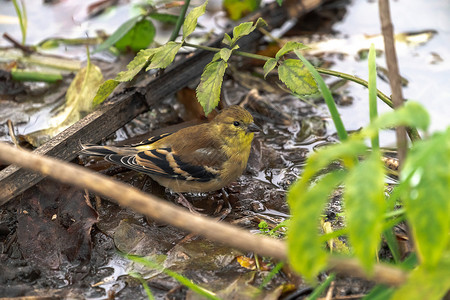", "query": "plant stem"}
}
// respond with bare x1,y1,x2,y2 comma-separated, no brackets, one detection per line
379,0,407,168
169,0,191,41
295,50,348,141
11,69,62,83
368,44,380,150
